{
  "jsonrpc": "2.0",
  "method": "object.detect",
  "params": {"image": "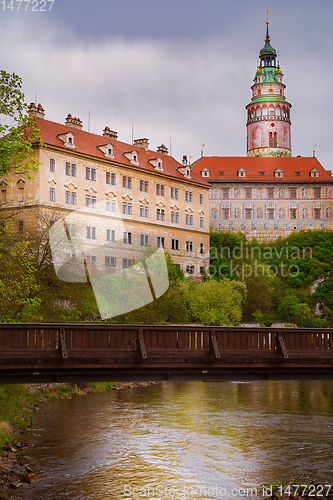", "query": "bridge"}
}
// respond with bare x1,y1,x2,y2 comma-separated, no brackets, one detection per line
1,324,333,383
